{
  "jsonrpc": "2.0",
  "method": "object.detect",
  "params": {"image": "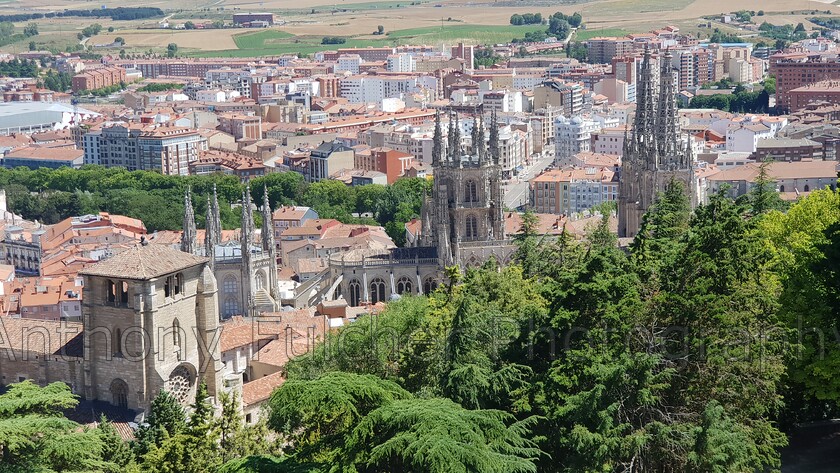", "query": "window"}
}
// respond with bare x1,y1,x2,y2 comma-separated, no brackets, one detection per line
223,297,239,317
423,278,438,295
348,279,361,307
223,276,238,294
175,273,183,295
804,184,810,192
255,271,266,291
110,379,129,409
172,319,182,349
779,185,785,192
114,328,122,356
465,180,478,203
106,280,116,303
465,215,478,239
369,278,386,304
120,281,129,305
396,276,412,295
